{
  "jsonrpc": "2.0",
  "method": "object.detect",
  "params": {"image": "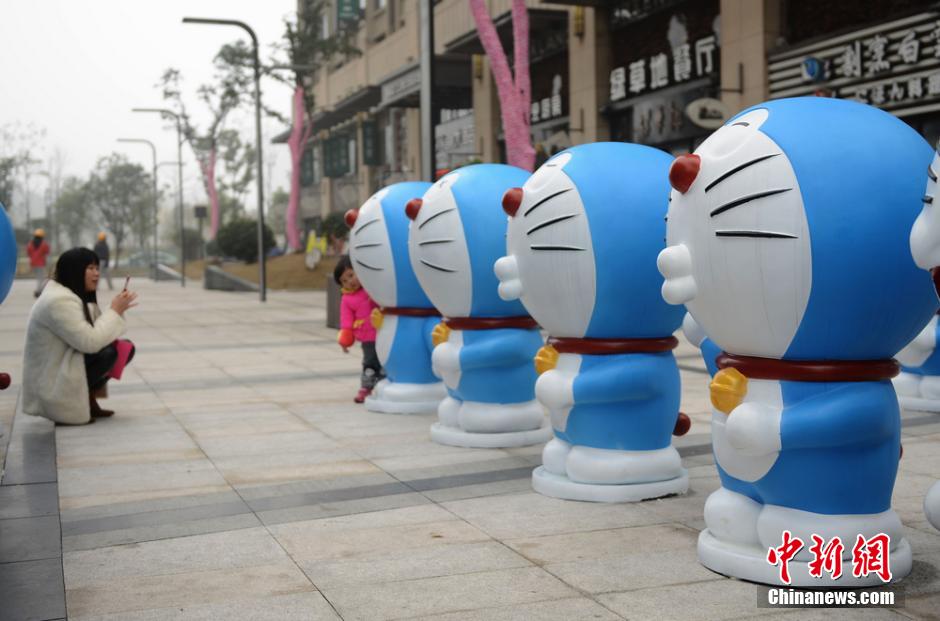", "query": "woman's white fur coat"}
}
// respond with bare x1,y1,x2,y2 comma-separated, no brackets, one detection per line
22,280,125,424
